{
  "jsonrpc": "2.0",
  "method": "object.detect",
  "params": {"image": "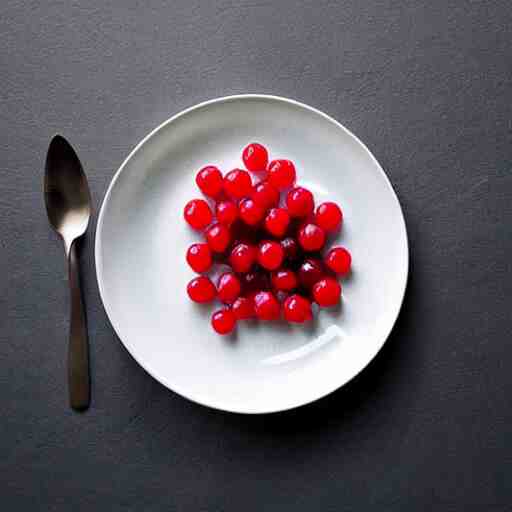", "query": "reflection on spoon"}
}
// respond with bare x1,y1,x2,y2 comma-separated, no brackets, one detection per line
262,325,345,366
